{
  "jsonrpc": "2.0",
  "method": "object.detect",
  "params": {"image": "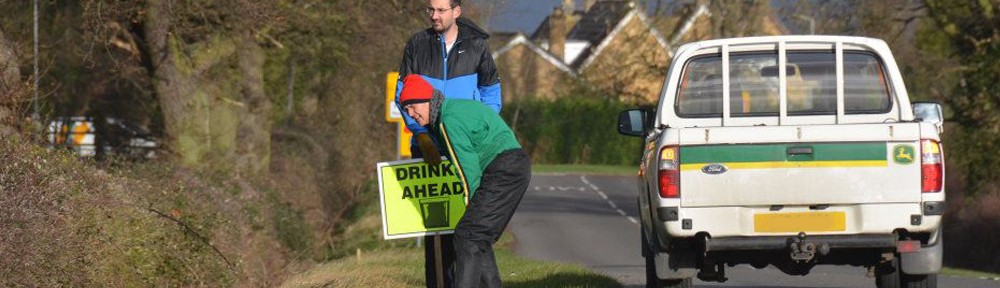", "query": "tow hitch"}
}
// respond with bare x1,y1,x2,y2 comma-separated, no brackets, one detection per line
789,232,831,262
696,262,728,283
